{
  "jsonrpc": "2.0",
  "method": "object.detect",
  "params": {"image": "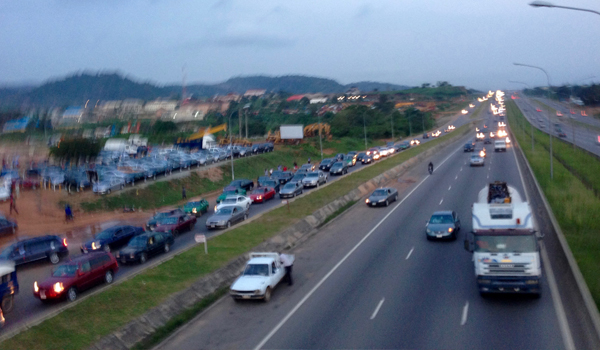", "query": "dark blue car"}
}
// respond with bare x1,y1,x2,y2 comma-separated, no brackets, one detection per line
0,260,18,313
80,225,145,253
